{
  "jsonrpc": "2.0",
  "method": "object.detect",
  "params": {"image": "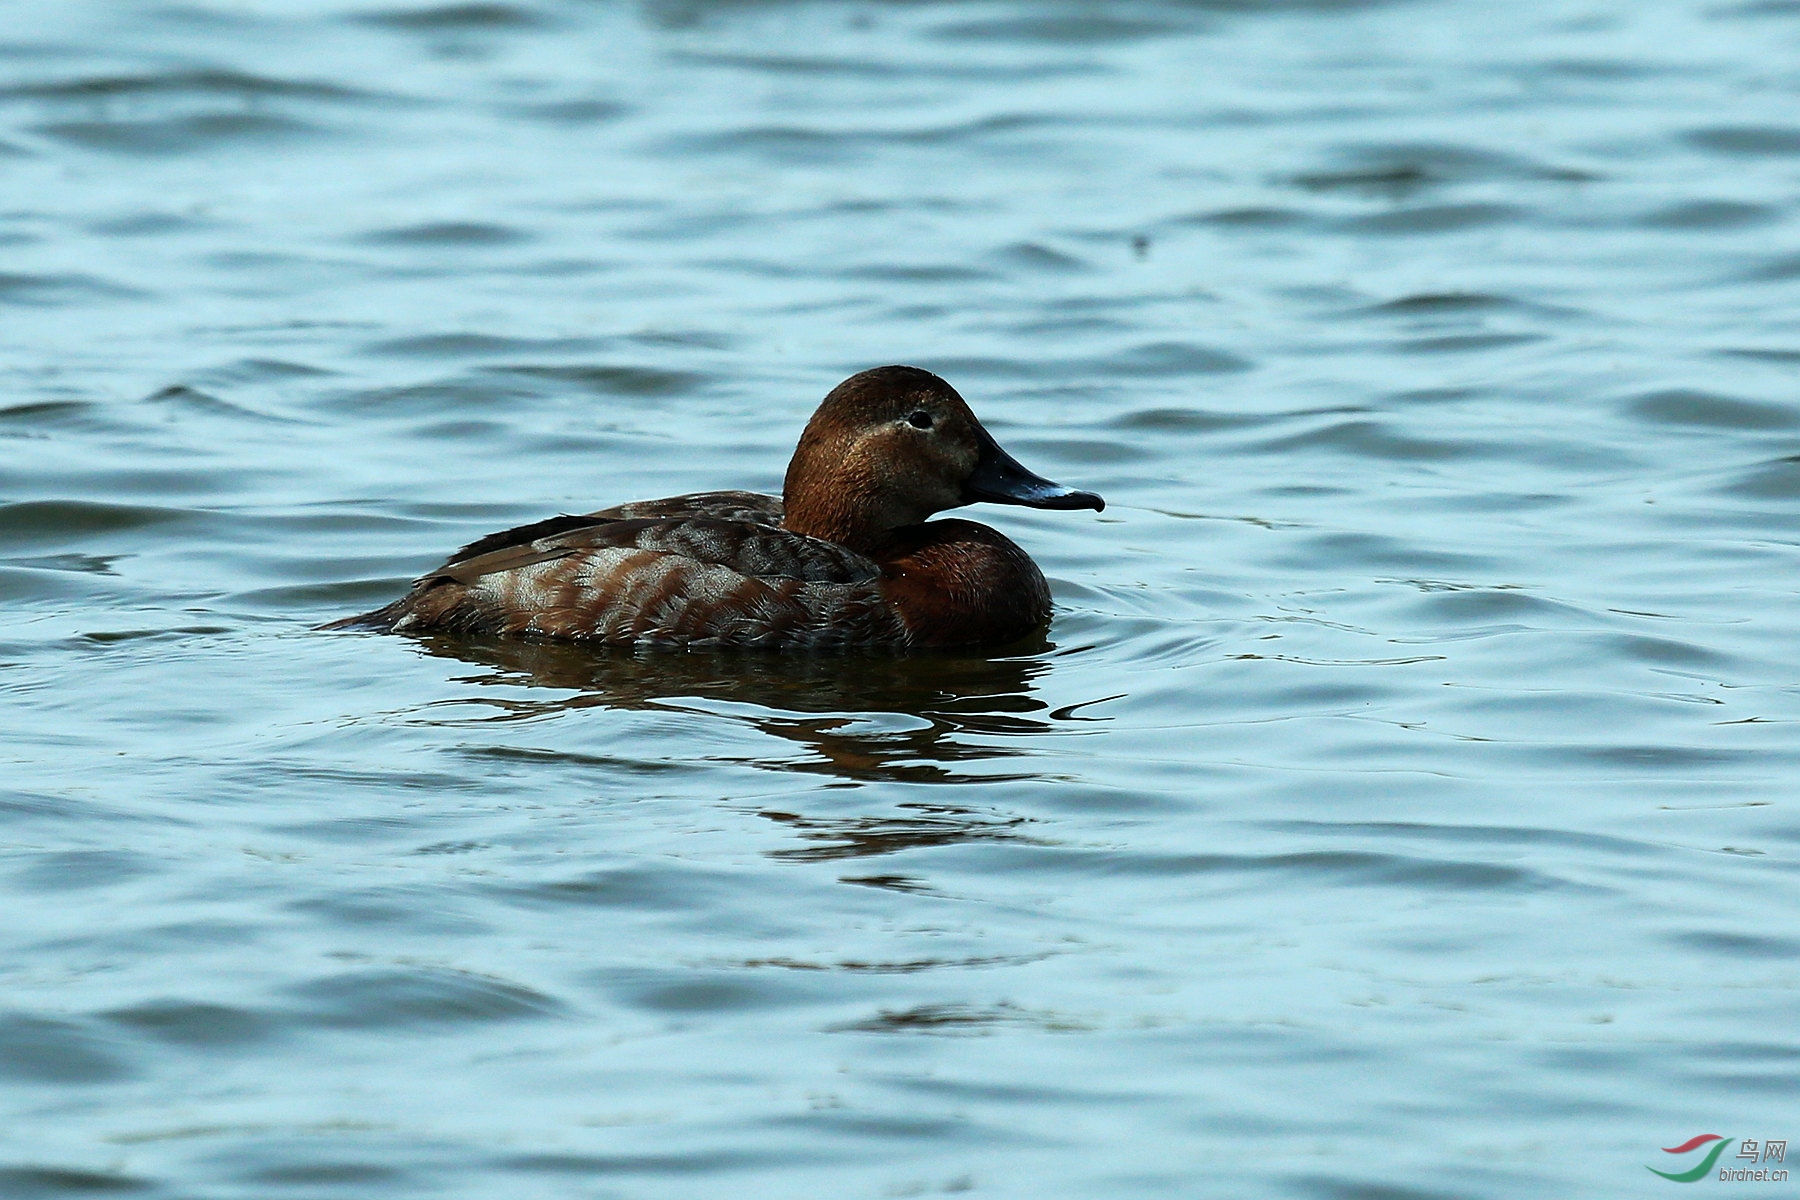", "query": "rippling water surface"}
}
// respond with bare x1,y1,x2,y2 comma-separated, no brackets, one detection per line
5,1,1800,1196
